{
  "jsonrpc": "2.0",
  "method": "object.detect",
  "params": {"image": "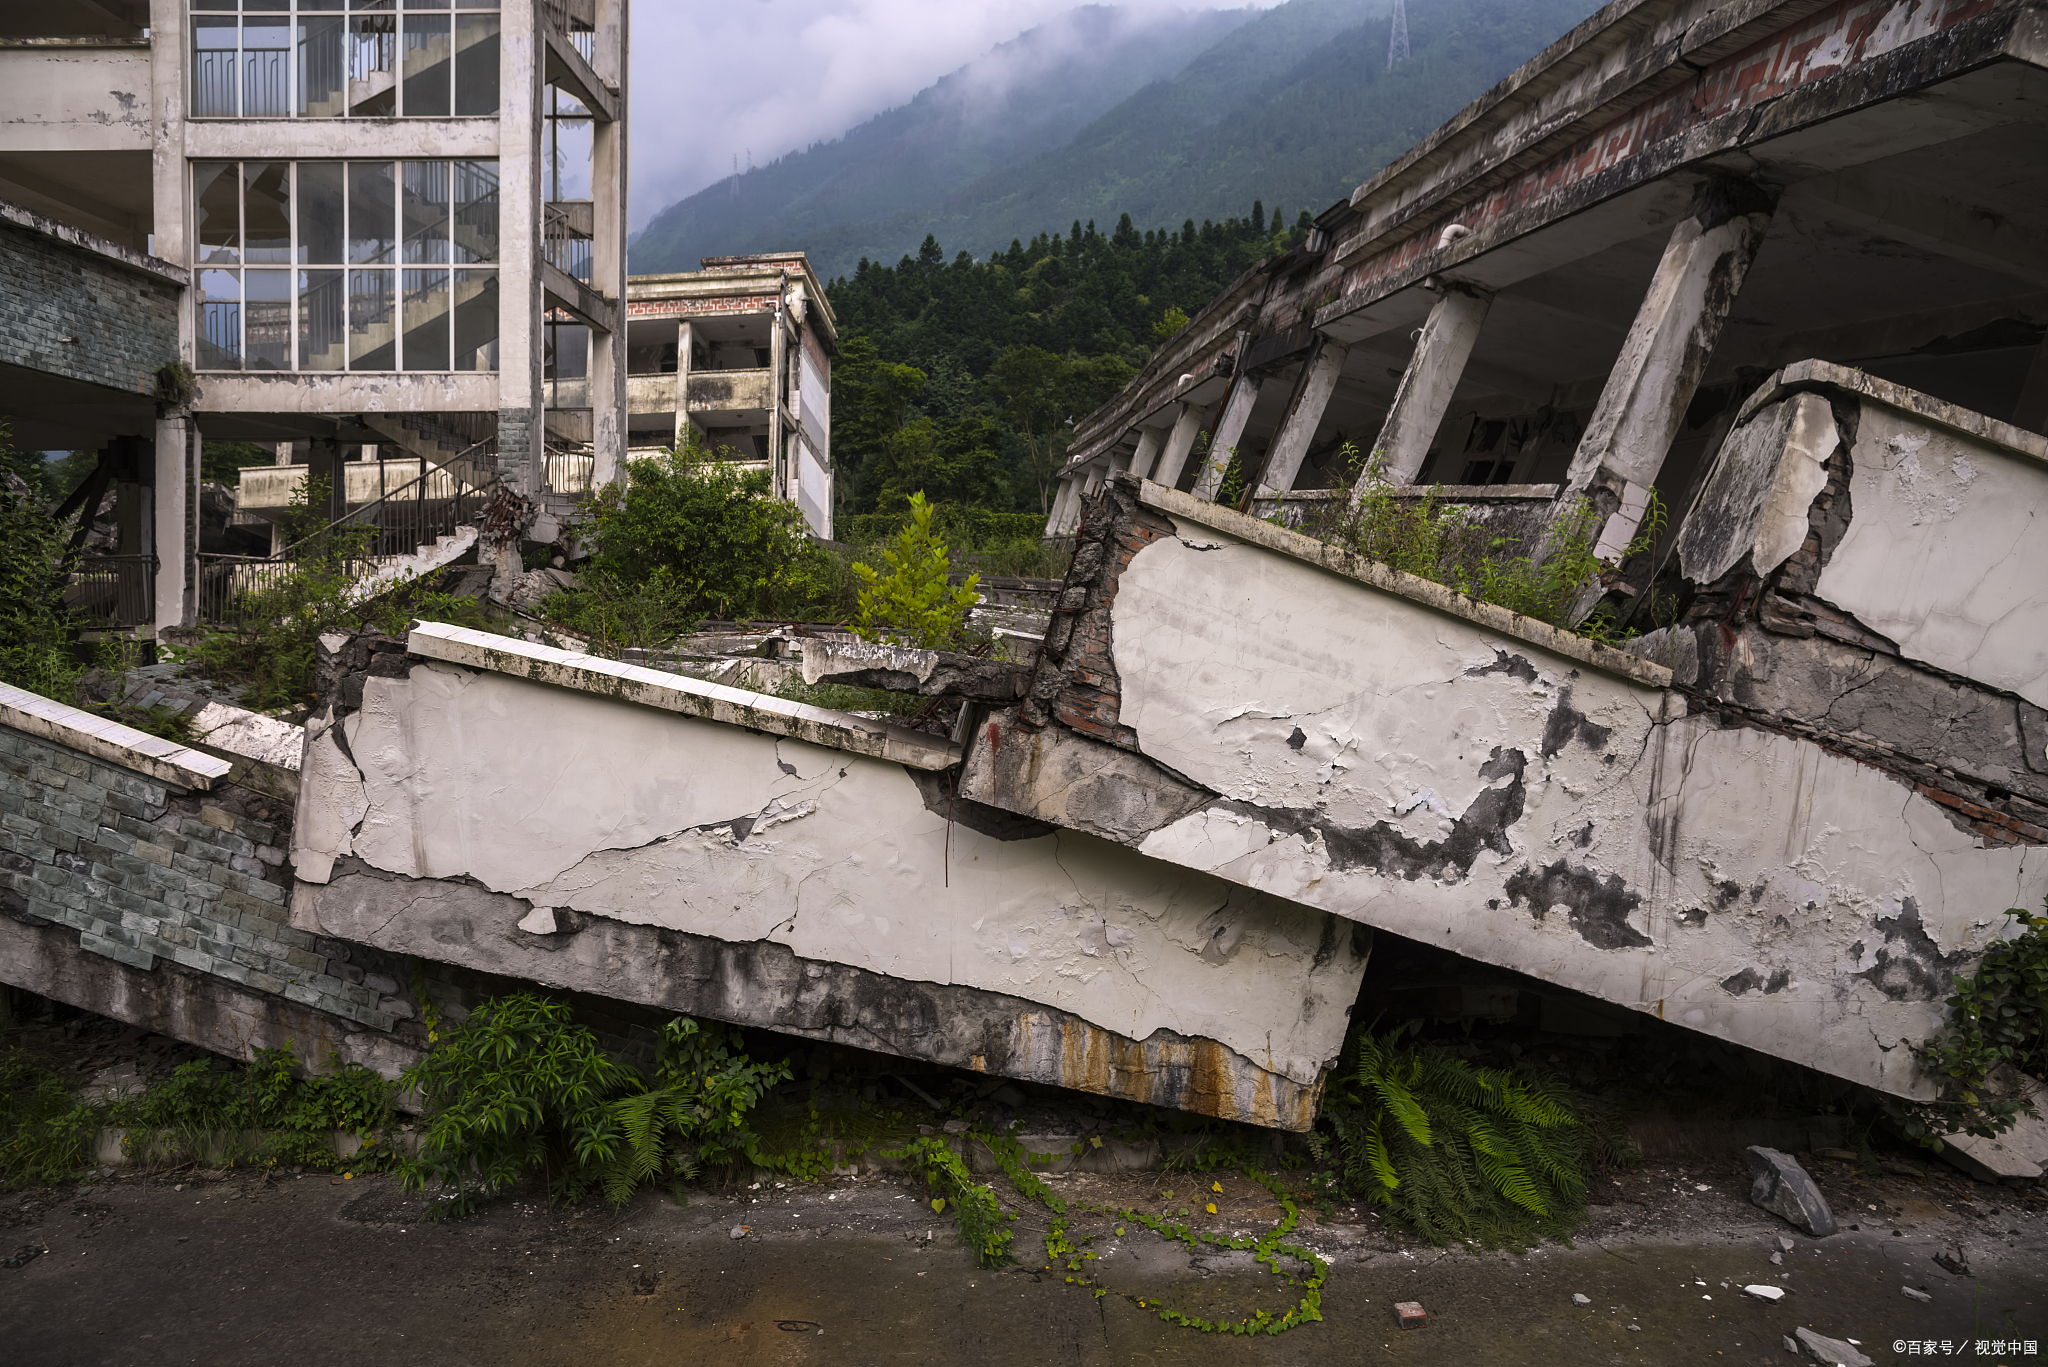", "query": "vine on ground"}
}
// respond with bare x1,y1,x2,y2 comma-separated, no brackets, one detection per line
901,1126,1327,1336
